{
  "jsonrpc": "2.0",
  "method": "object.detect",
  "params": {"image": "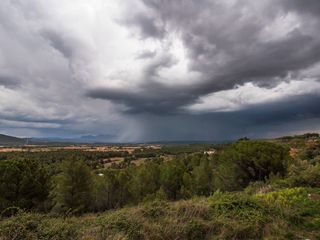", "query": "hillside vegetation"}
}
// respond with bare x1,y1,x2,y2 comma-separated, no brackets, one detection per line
1,187,320,240
0,134,319,239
